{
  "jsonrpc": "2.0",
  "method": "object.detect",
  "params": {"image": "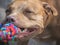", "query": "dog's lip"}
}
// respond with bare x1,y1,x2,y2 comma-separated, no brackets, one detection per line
17,26,38,34
14,24,39,38
16,28,37,38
